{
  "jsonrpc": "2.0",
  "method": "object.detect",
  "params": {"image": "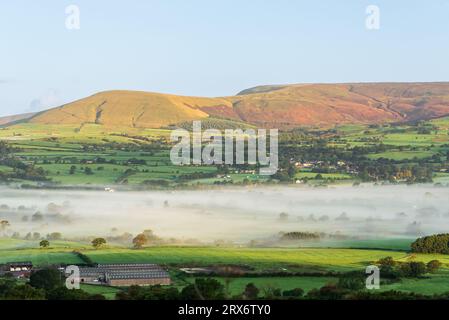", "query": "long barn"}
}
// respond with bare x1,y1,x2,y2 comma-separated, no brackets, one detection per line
77,263,171,287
